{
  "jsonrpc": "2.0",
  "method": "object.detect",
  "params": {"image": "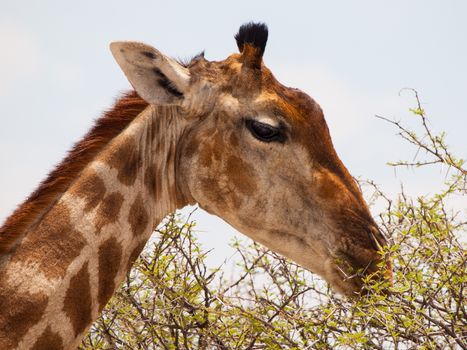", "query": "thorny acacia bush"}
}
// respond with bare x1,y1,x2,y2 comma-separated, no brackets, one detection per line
81,92,466,349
